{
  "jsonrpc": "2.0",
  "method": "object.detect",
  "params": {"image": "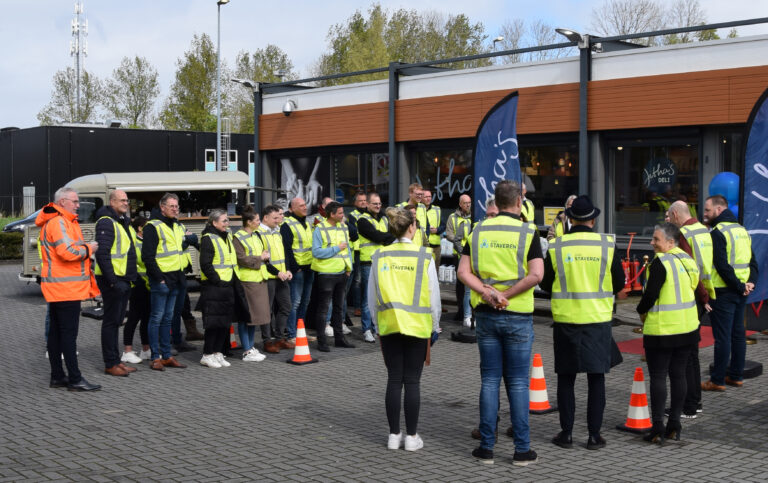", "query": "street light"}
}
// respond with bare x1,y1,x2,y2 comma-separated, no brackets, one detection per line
492,36,504,64
216,0,230,171
231,77,262,211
